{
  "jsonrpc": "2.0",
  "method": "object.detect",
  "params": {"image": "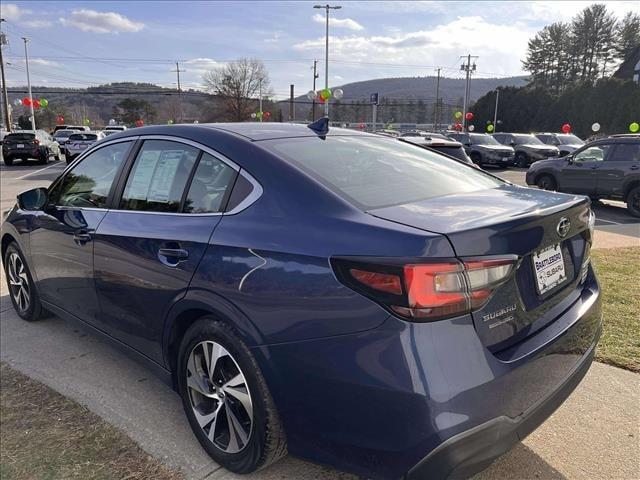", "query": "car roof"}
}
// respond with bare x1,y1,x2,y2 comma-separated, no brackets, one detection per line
109,123,376,142
399,136,462,147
